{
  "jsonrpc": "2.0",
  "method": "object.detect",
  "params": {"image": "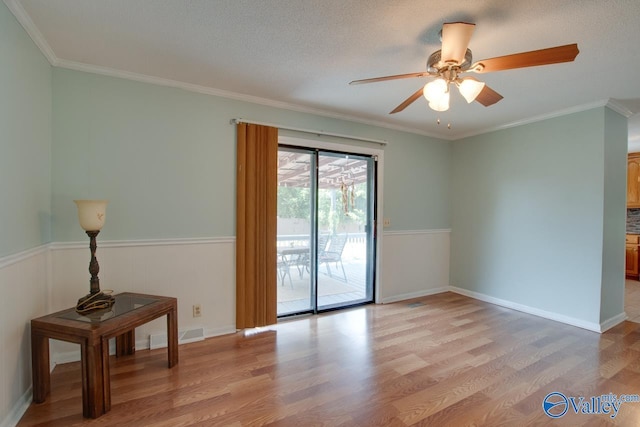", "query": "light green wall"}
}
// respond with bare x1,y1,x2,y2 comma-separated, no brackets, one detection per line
0,2,52,257
52,68,451,242
600,108,627,322
451,107,626,325
383,134,451,230
2,1,631,422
